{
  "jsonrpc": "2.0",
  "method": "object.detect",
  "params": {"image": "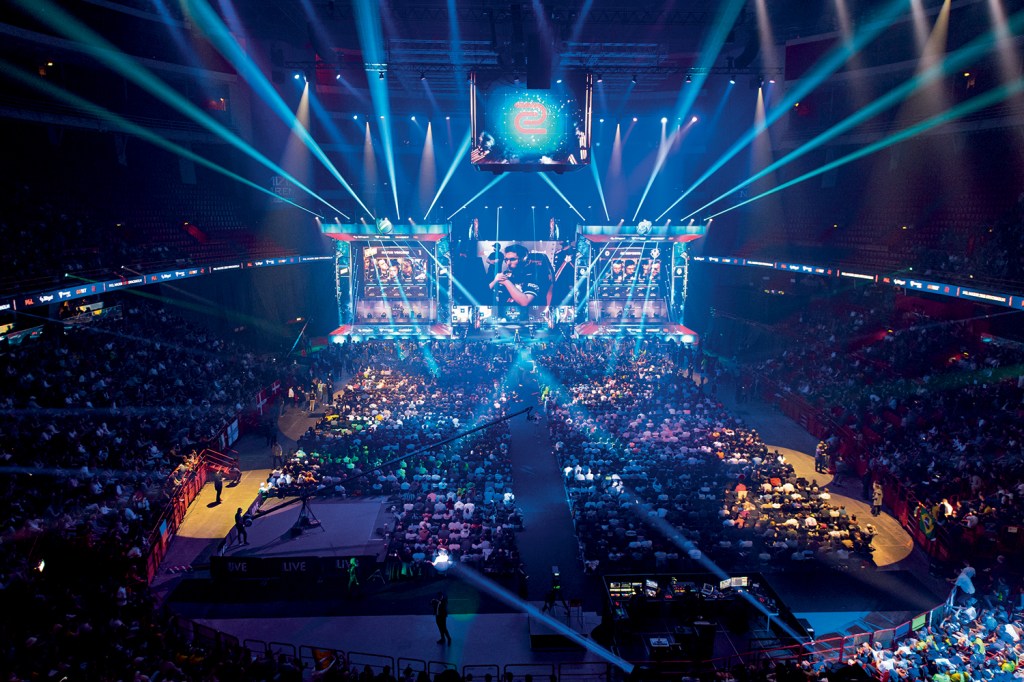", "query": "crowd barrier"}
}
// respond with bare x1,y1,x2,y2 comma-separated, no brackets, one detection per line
144,380,281,583
169,600,952,680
